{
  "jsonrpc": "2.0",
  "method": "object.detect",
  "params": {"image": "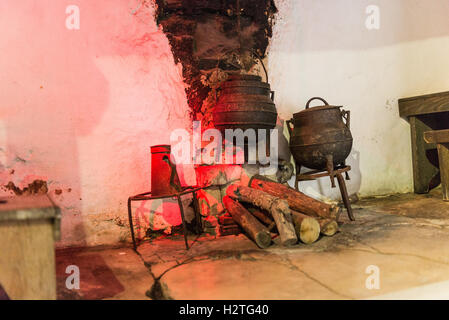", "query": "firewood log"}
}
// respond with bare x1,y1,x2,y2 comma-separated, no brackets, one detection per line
249,176,340,219
318,219,339,237
246,206,274,226
223,196,272,249
290,211,320,244
227,185,298,246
